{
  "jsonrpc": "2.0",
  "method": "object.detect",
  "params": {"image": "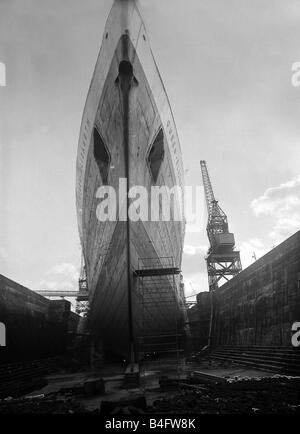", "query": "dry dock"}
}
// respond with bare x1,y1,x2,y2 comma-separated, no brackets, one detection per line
1,219,299,413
